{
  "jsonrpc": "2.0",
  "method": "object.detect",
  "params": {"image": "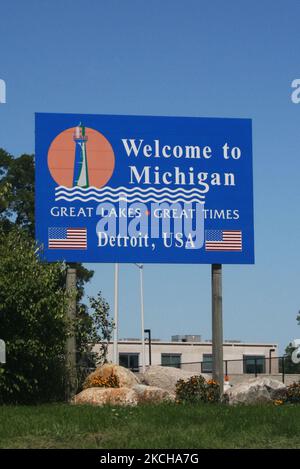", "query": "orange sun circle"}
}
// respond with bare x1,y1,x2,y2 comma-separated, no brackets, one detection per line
47,126,115,188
